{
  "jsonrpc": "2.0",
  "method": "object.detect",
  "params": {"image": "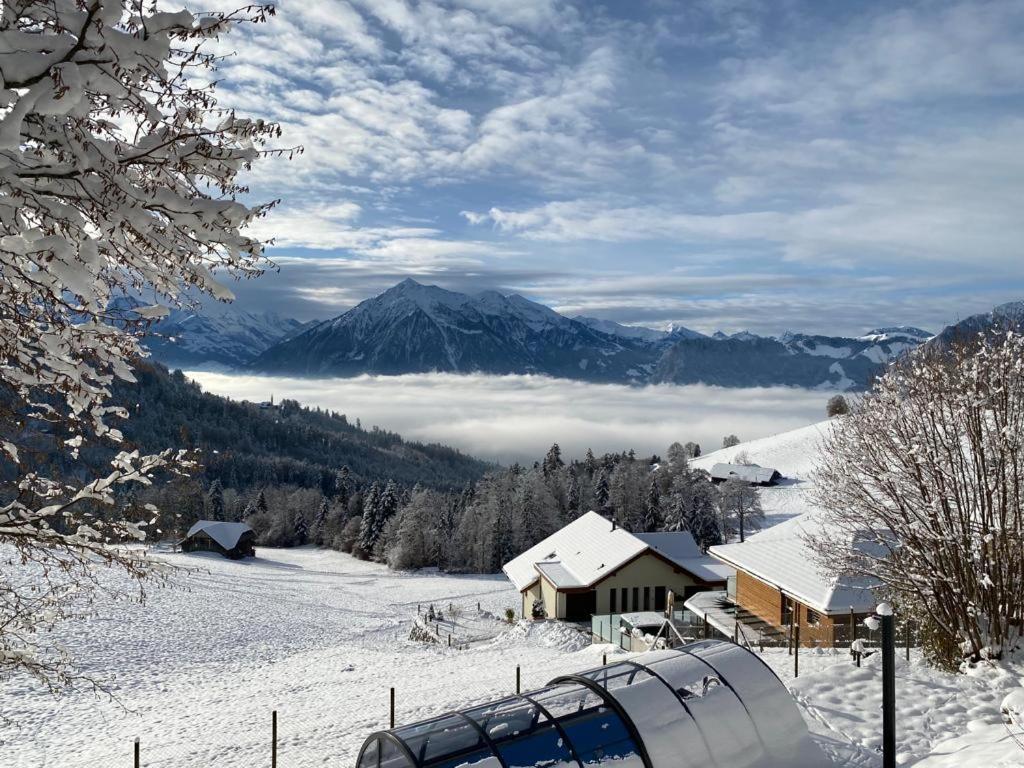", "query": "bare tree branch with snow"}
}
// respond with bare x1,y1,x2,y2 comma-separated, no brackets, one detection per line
0,0,284,692
811,332,1024,667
